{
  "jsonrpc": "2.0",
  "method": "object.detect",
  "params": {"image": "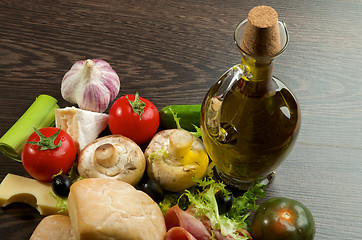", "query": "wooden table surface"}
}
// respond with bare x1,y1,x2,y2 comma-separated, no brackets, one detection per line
1,0,361,239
